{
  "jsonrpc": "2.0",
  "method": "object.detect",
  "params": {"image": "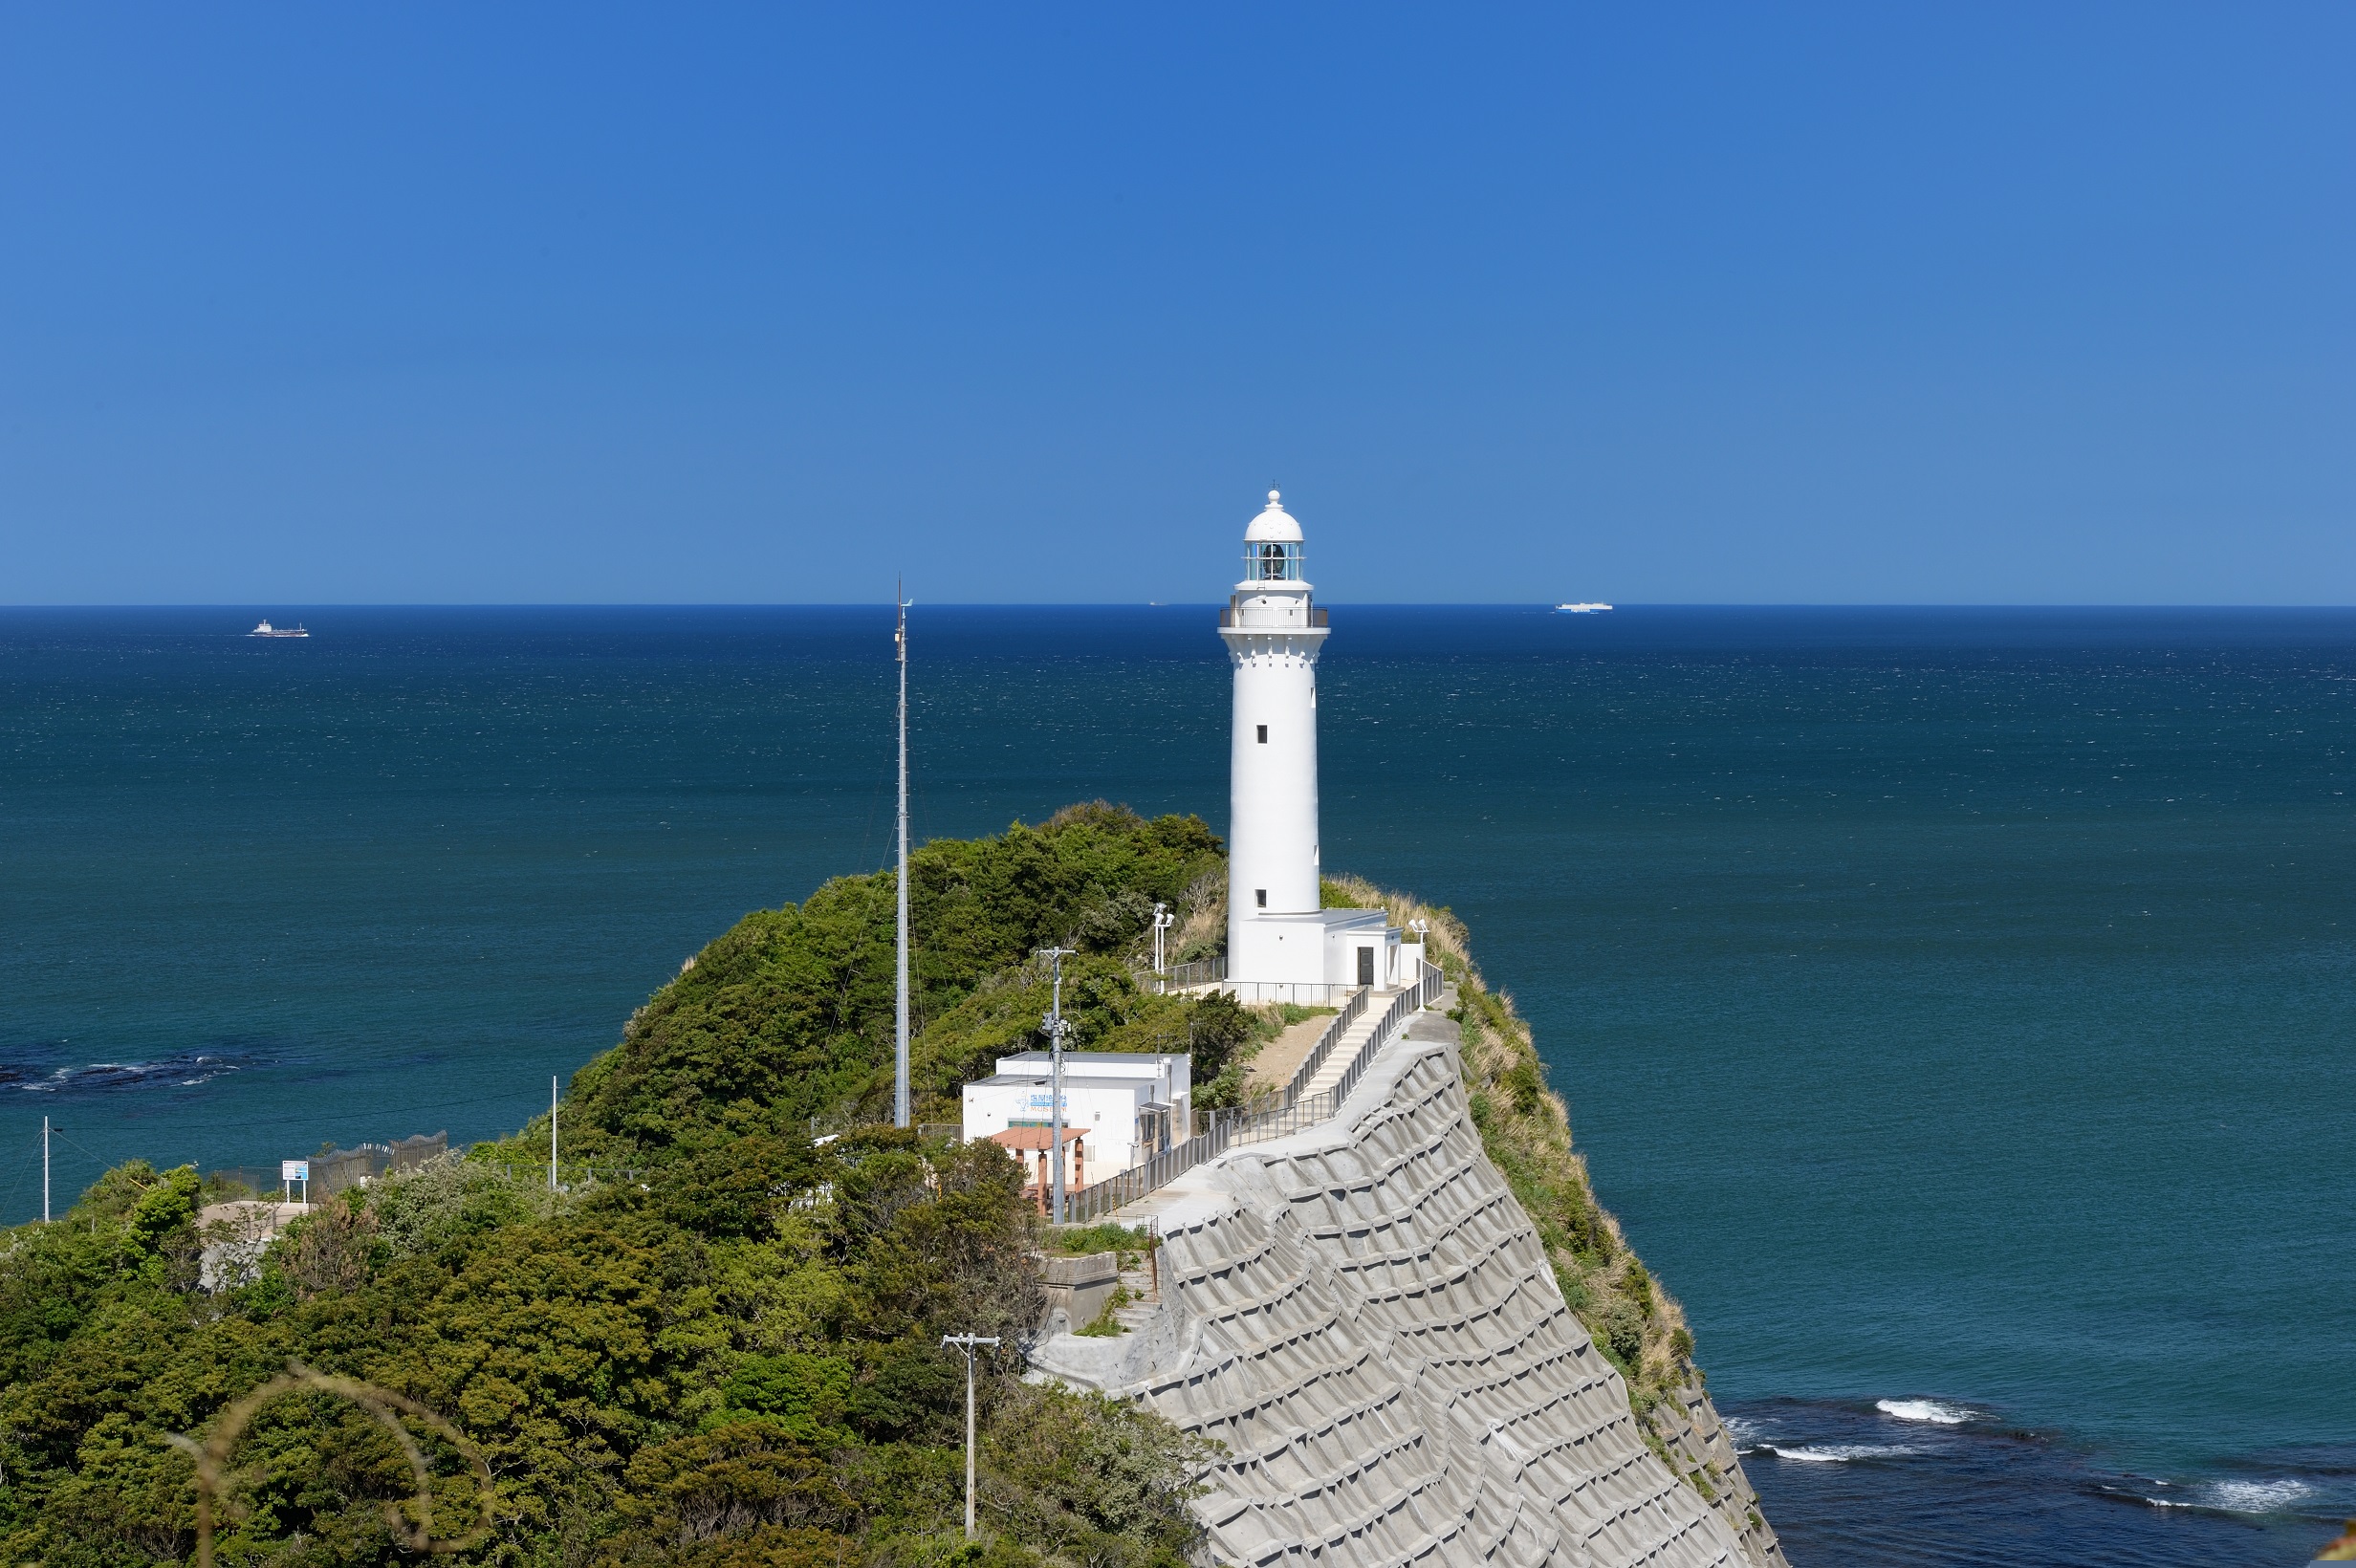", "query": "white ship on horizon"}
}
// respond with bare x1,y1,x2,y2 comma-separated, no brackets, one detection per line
1556,601,1613,614
248,620,309,638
